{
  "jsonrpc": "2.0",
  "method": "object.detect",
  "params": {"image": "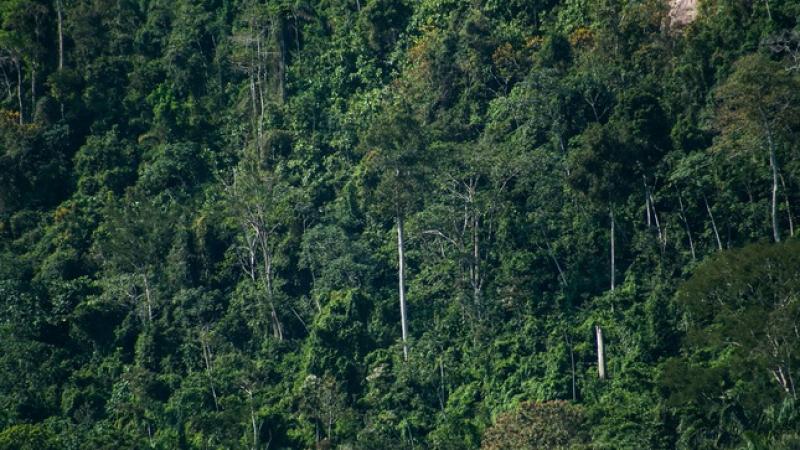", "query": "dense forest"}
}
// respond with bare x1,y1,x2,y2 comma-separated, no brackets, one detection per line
1,0,800,448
